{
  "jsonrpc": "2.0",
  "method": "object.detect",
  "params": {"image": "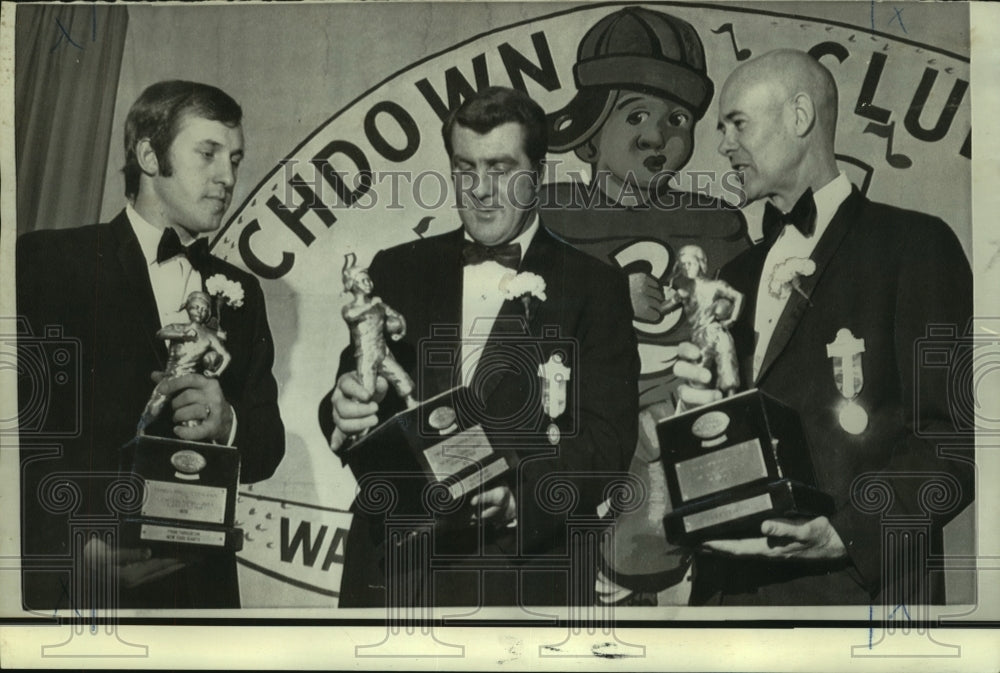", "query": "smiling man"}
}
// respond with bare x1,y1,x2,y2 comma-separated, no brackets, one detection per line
674,49,974,605
17,81,285,610
321,86,639,608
